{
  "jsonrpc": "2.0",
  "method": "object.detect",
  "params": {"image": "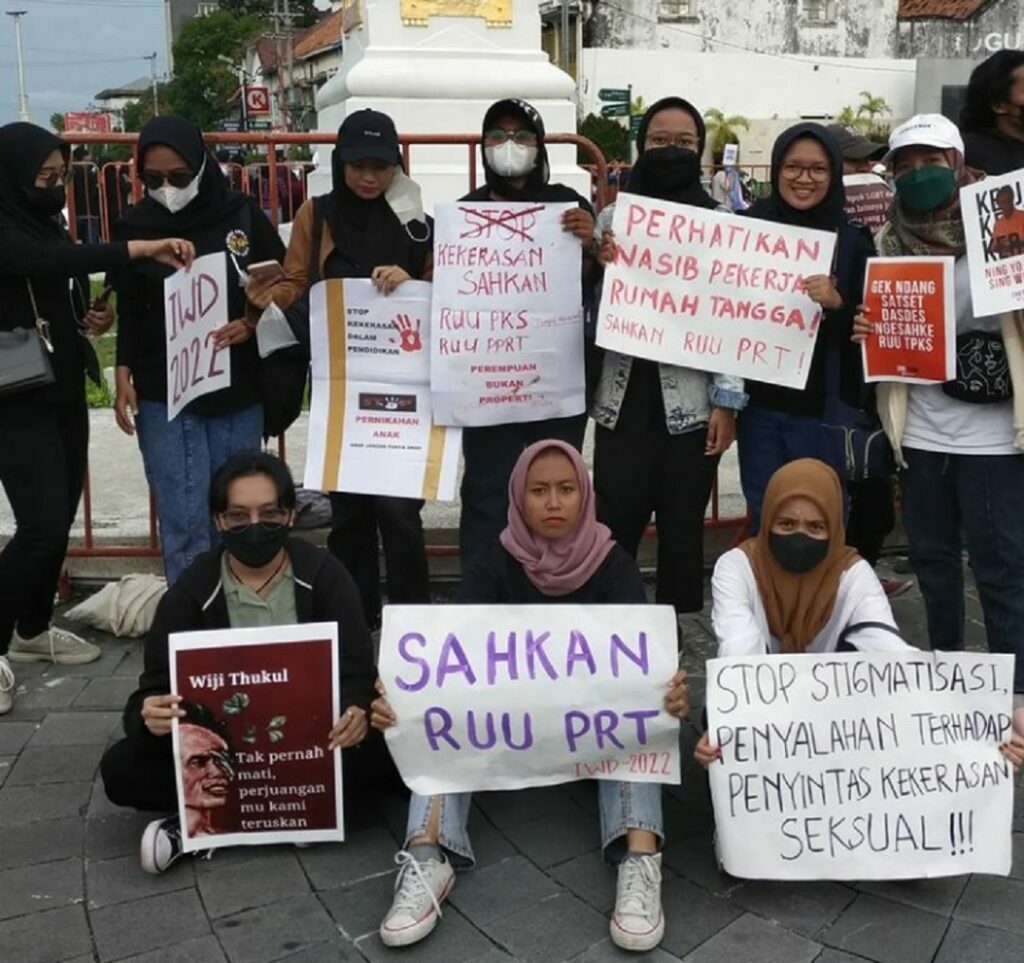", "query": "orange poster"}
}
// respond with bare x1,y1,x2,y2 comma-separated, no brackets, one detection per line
860,257,956,384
